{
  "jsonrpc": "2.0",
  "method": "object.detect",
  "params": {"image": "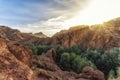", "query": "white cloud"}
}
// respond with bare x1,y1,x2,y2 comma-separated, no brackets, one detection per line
13,0,90,36
14,16,66,36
